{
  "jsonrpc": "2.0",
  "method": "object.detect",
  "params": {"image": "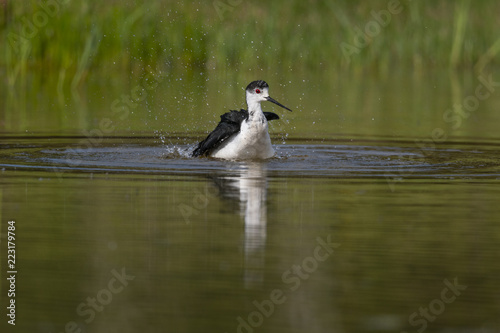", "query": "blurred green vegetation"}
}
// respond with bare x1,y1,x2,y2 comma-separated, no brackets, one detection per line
2,0,500,138
1,0,500,88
